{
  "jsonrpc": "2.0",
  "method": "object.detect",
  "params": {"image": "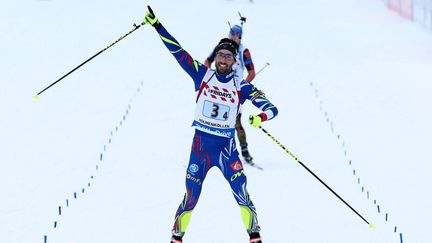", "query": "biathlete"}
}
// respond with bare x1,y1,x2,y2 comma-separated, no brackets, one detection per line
143,6,278,243
204,24,257,165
